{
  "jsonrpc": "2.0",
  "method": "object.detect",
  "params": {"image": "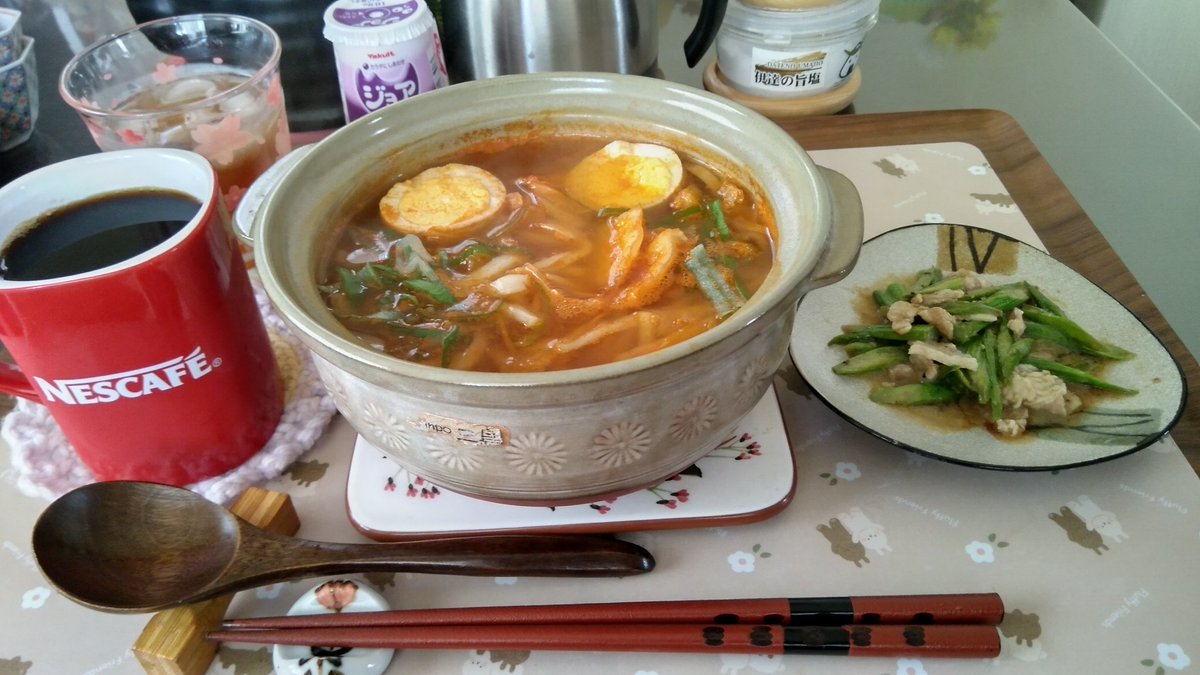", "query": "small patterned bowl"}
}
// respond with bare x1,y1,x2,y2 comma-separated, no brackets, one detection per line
250,73,863,504
0,36,36,152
